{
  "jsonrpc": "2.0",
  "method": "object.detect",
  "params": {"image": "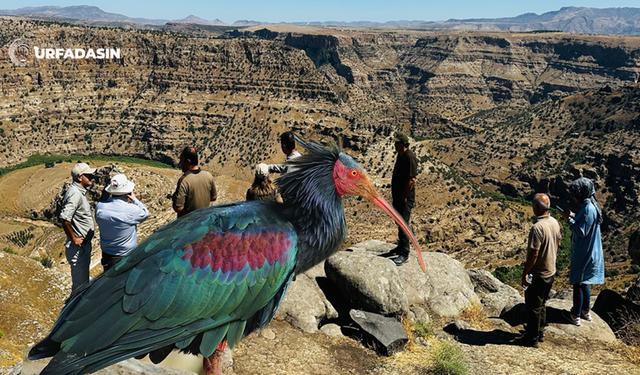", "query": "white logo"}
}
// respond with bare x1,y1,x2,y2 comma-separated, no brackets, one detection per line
9,39,30,67
8,38,121,66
